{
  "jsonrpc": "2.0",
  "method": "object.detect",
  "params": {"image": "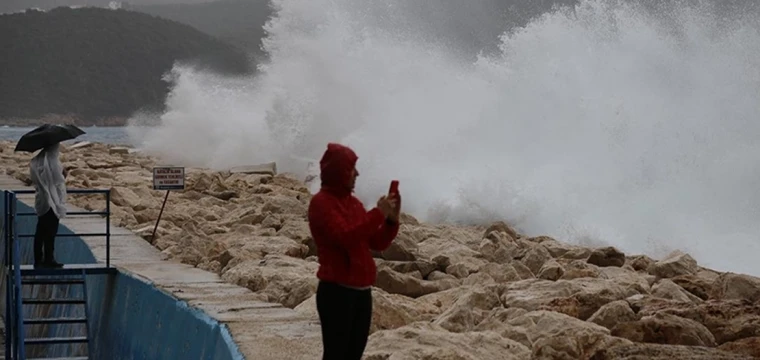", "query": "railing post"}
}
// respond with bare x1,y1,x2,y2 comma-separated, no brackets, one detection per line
4,282,9,360
3,191,7,264
8,192,16,360
10,192,26,360
3,191,11,360
106,189,111,269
